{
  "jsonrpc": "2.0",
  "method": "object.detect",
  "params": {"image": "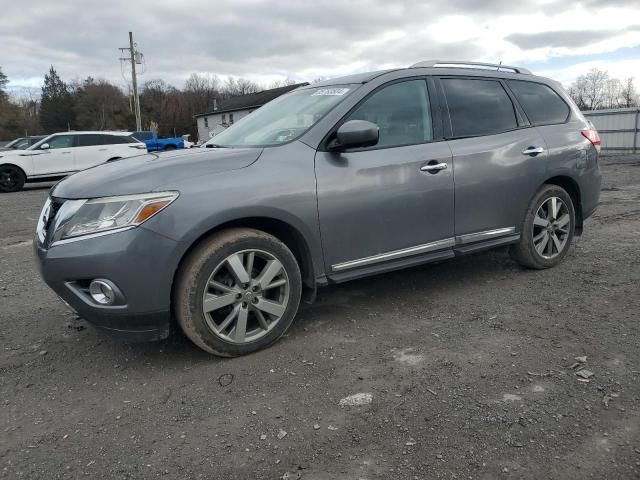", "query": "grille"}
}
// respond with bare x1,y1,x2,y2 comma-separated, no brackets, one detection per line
42,198,65,246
